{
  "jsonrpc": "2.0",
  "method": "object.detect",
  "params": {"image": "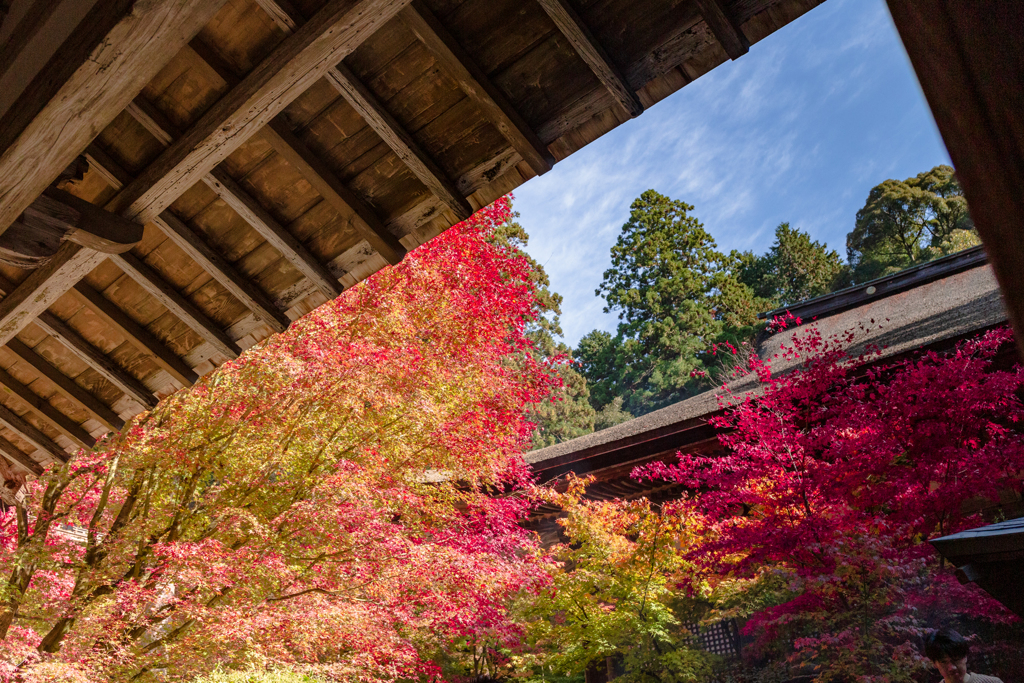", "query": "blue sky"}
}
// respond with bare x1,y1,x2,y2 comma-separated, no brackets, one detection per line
513,0,951,347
